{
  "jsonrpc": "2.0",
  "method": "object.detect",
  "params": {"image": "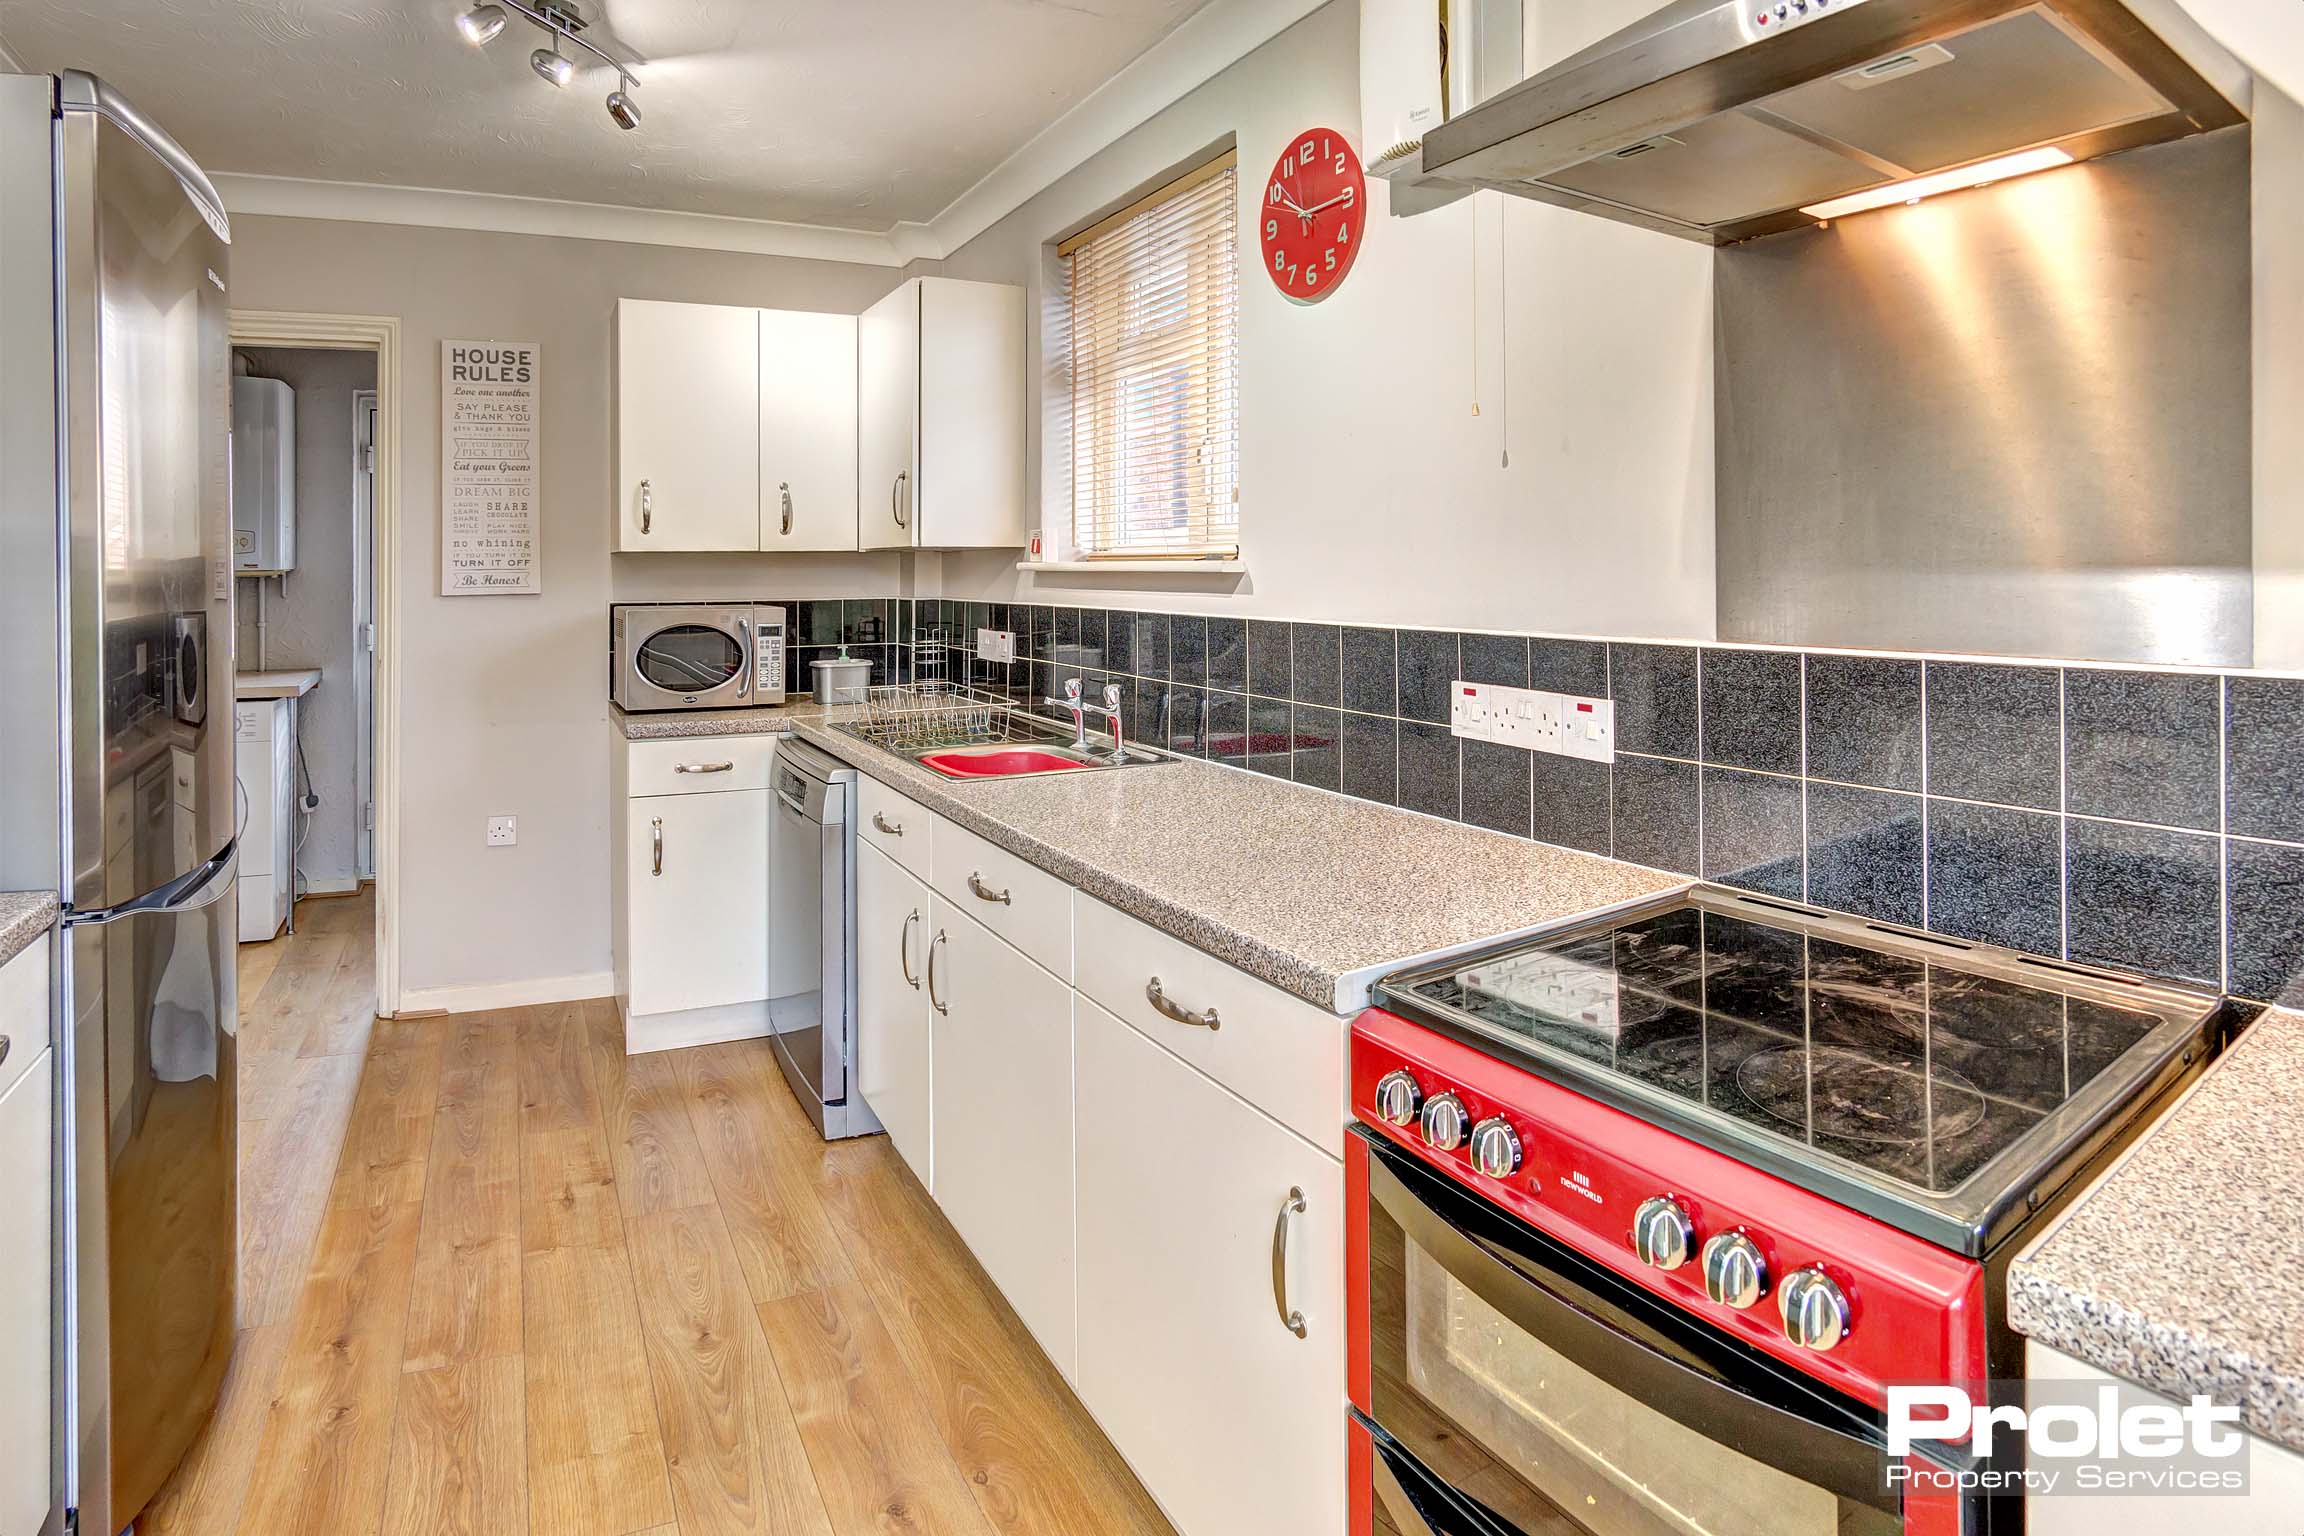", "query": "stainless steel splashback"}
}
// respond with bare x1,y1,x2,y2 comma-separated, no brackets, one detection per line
1714,125,2251,665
